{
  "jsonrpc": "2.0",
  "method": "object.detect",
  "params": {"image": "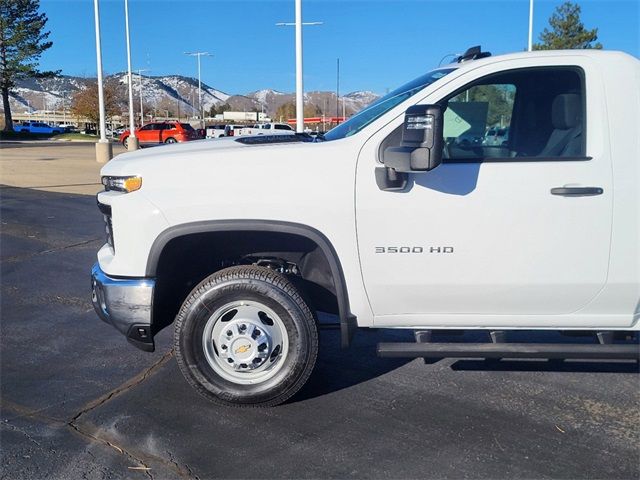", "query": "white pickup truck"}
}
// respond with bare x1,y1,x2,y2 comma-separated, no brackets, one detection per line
92,47,640,407
236,122,295,136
